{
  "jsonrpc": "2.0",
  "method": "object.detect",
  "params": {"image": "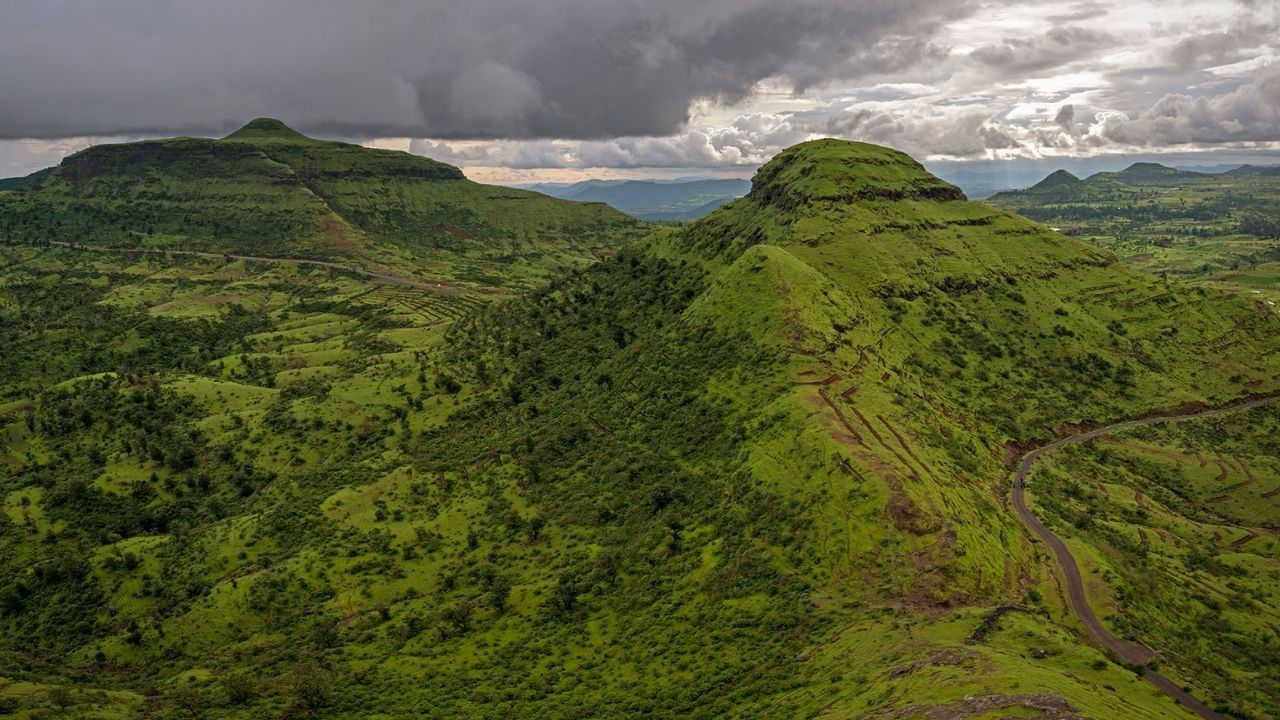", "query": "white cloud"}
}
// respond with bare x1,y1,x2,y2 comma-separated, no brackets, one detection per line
407,112,813,174
1089,65,1280,146
3,0,1279,181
